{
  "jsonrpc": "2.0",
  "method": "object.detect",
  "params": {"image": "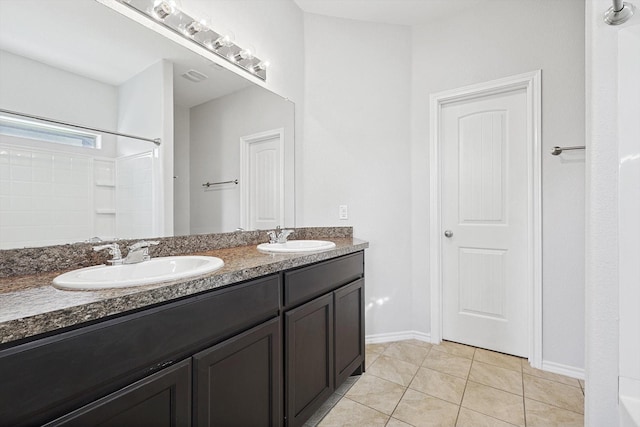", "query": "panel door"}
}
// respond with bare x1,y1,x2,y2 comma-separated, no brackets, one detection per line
193,317,281,427
285,294,334,427
245,132,283,230
441,88,529,357
46,359,191,427
334,279,365,387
